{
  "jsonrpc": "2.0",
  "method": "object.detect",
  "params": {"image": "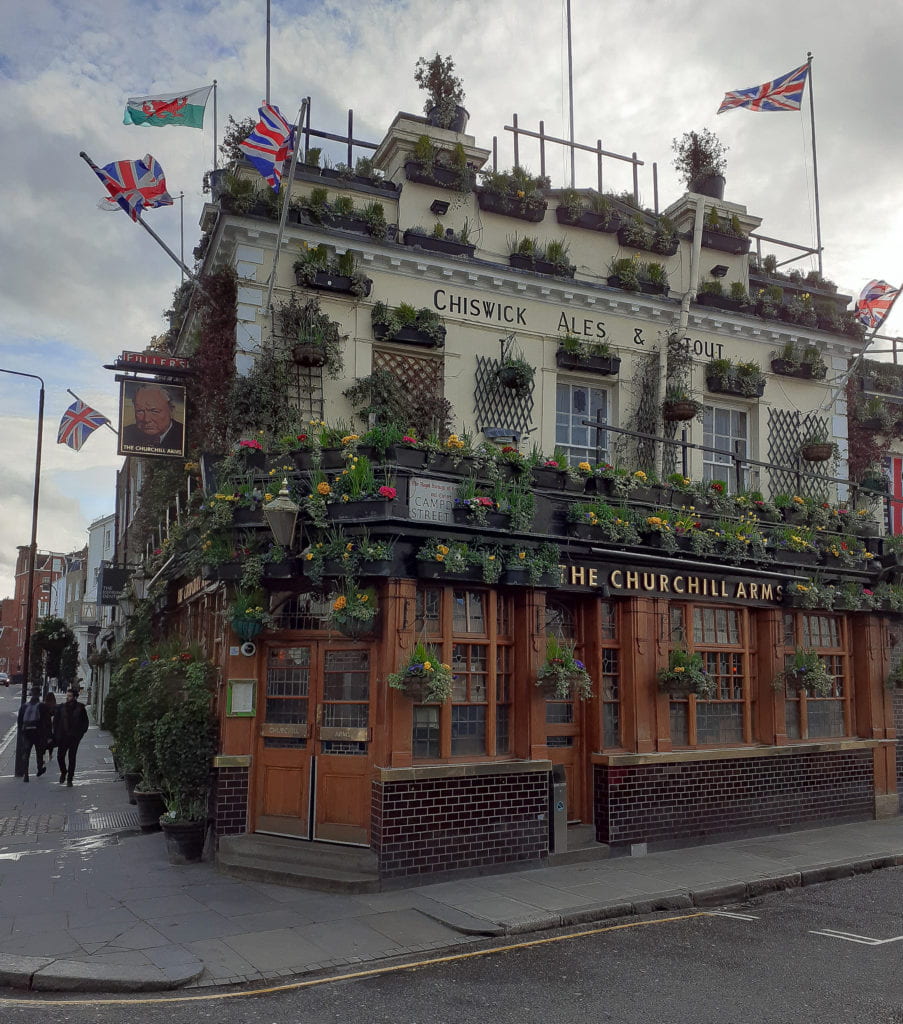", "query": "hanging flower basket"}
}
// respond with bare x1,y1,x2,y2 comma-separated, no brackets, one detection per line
800,442,835,463
387,642,453,702
231,617,264,642
662,400,699,422
536,636,593,700
292,342,328,367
